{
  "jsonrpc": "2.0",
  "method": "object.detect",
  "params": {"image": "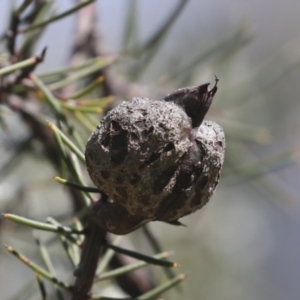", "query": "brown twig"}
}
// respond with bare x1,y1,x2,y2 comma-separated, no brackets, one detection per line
72,220,106,300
